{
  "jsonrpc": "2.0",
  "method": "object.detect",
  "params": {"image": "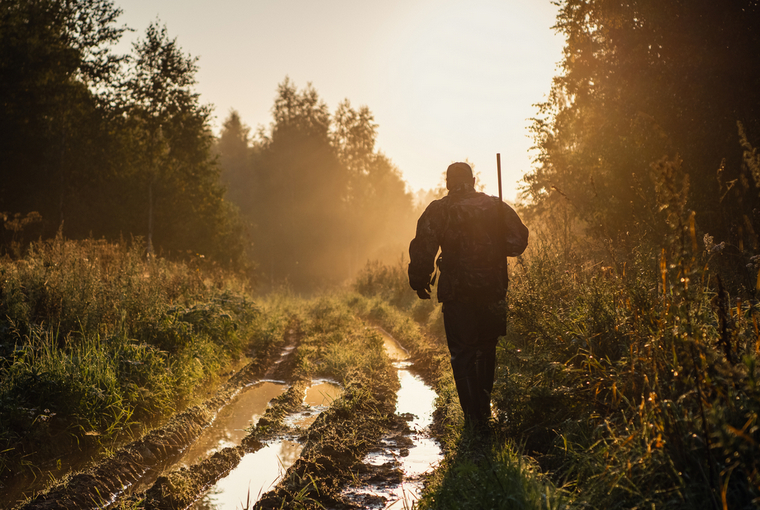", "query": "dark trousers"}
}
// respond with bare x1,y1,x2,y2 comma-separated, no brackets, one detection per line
442,300,506,425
